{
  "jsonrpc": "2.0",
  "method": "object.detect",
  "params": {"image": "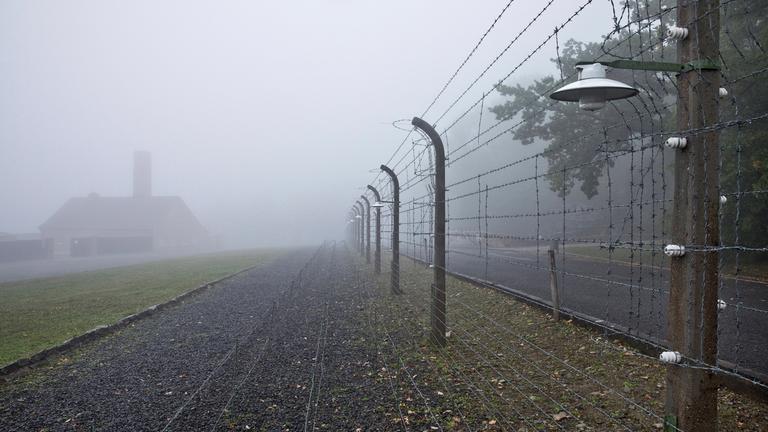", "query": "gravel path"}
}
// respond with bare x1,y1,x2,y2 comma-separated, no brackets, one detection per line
7,243,759,431
0,243,436,431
